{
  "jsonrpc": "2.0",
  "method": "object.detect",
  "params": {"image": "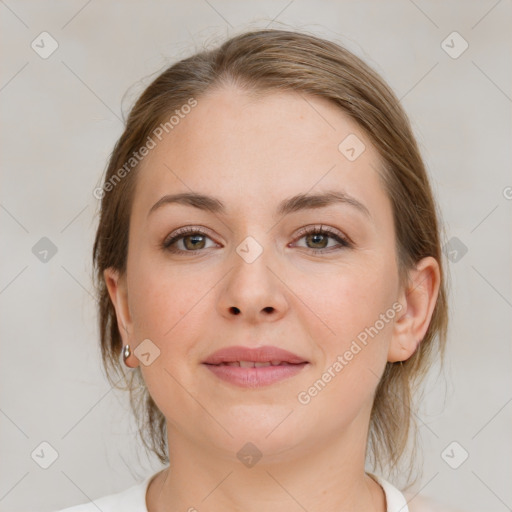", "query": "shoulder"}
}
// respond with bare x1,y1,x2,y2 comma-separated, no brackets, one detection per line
369,473,466,512
51,473,154,512
53,503,99,512
404,491,468,512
